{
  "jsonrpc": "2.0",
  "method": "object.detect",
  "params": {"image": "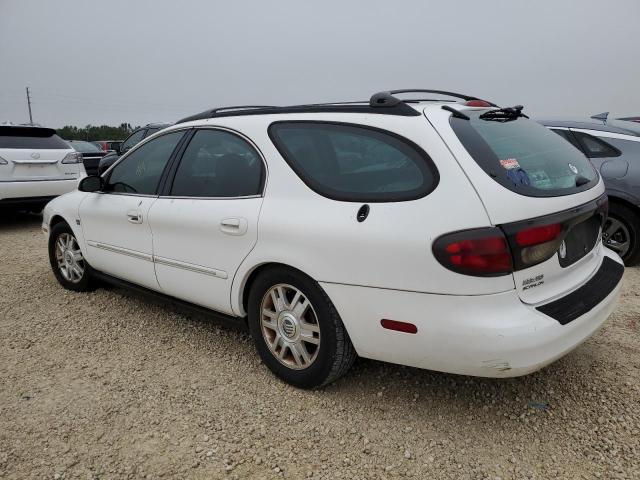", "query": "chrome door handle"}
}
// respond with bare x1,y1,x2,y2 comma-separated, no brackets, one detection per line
220,217,248,235
221,218,240,228
126,210,143,224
